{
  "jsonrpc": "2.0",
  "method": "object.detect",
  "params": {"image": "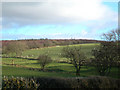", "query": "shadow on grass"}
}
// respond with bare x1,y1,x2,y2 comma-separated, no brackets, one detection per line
47,66,65,72
46,68,64,72
2,56,38,60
